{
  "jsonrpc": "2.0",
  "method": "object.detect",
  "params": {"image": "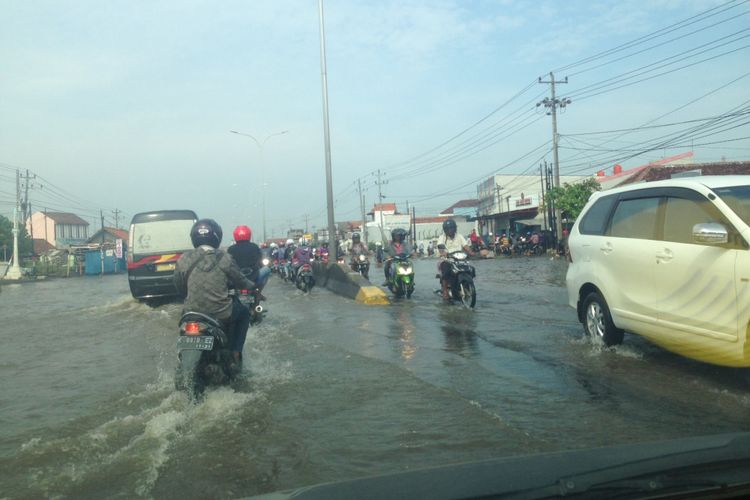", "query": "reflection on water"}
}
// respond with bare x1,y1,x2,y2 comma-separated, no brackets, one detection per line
440,307,479,357
389,304,419,361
